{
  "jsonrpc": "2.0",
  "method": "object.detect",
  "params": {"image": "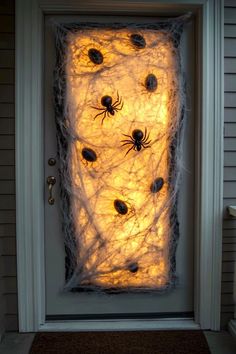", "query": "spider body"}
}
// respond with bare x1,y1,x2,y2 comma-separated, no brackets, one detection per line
127,262,139,273
82,147,97,162
150,177,164,193
114,199,128,215
121,128,151,156
101,95,115,115
92,92,123,124
88,48,103,65
130,33,146,49
145,74,158,92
